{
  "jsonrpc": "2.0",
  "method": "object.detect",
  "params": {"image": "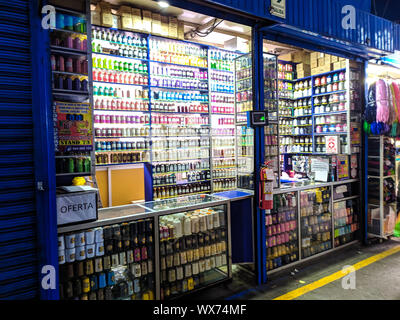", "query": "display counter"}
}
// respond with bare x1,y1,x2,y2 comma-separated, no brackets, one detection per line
57,194,232,300
266,179,361,273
